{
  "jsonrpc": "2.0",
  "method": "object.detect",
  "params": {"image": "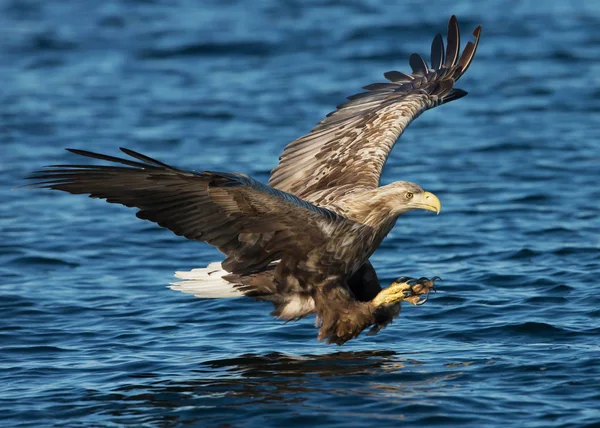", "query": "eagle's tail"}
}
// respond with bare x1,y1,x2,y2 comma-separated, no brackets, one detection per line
169,262,243,298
